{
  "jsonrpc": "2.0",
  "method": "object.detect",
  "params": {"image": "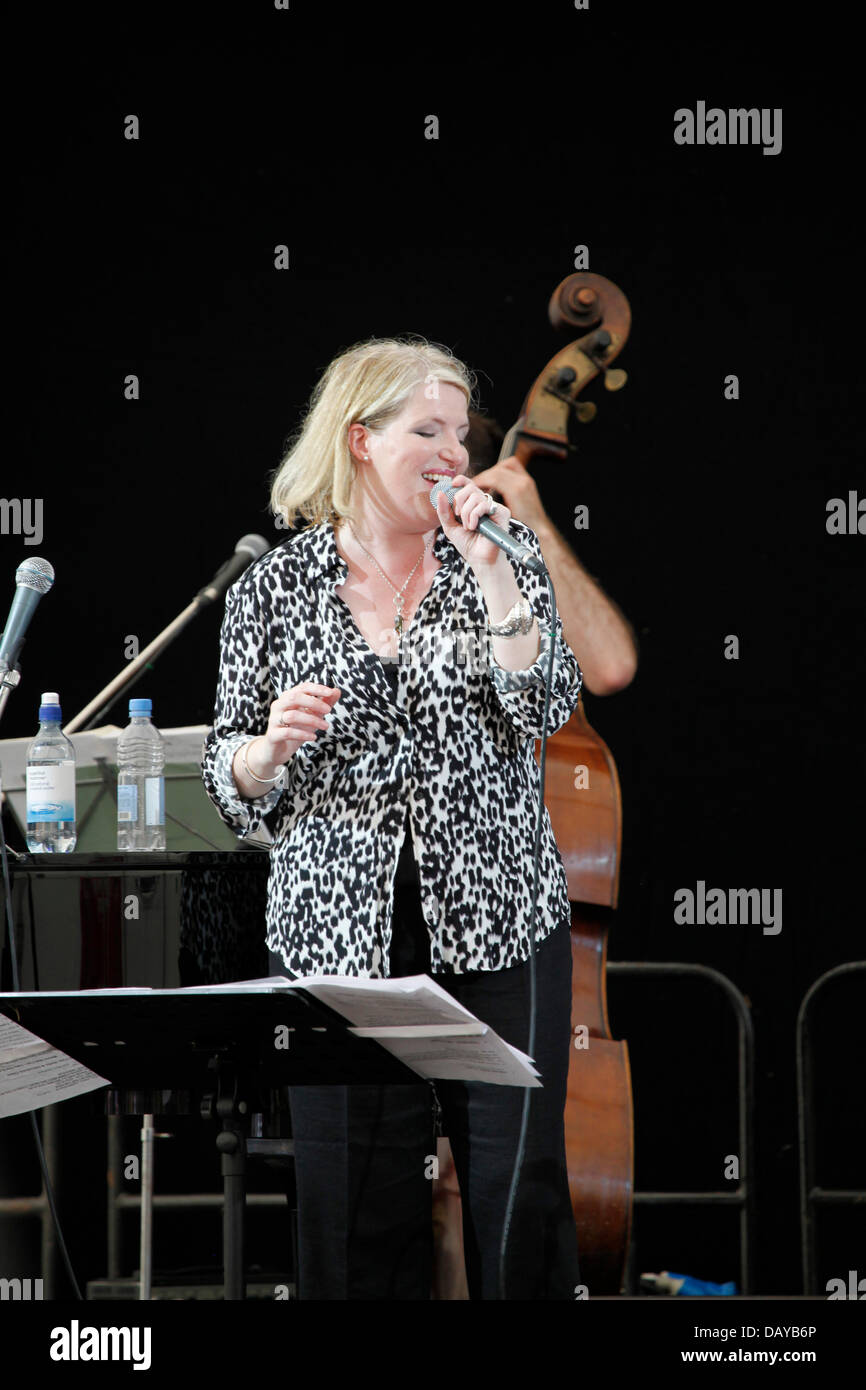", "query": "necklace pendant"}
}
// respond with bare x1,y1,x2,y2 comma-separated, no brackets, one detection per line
394,594,406,637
